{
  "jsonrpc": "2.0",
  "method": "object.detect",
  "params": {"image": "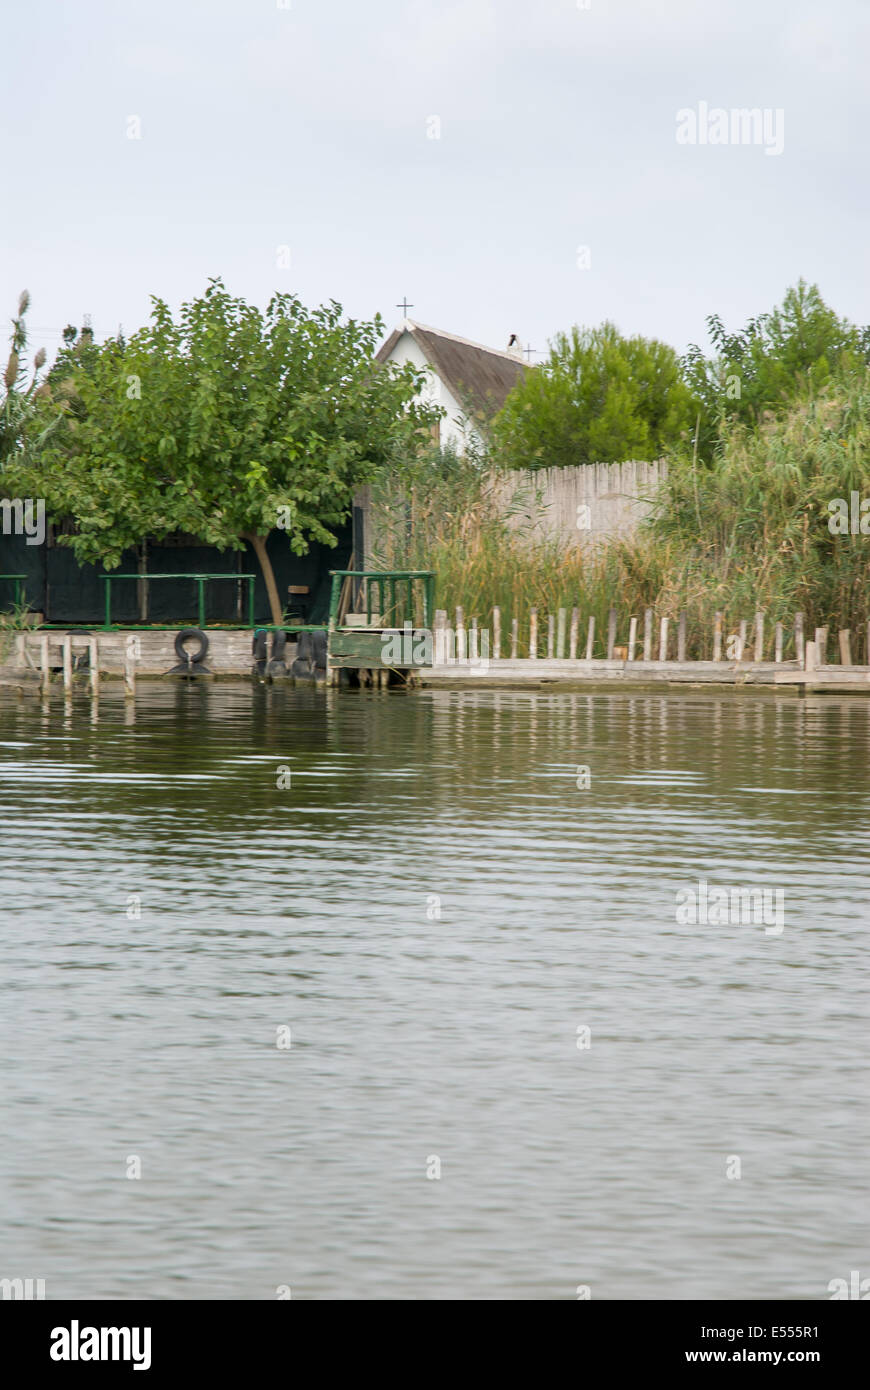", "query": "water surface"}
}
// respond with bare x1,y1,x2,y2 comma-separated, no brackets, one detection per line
1,683,868,1299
